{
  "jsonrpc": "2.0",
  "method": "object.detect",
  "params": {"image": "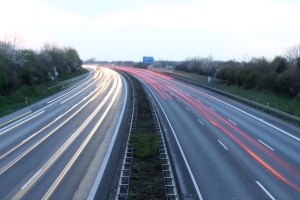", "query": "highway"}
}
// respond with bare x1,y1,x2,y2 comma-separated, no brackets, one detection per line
0,66,129,199
116,66,300,200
